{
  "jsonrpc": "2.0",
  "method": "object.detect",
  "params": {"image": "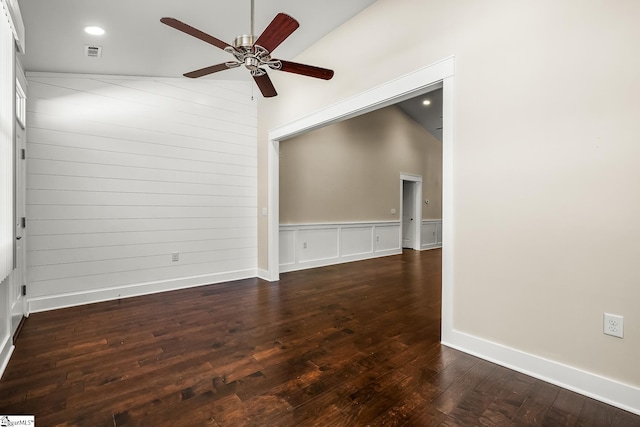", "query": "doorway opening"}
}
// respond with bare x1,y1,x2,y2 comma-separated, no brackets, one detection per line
401,174,422,250
267,57,454,341
11,74,28,337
